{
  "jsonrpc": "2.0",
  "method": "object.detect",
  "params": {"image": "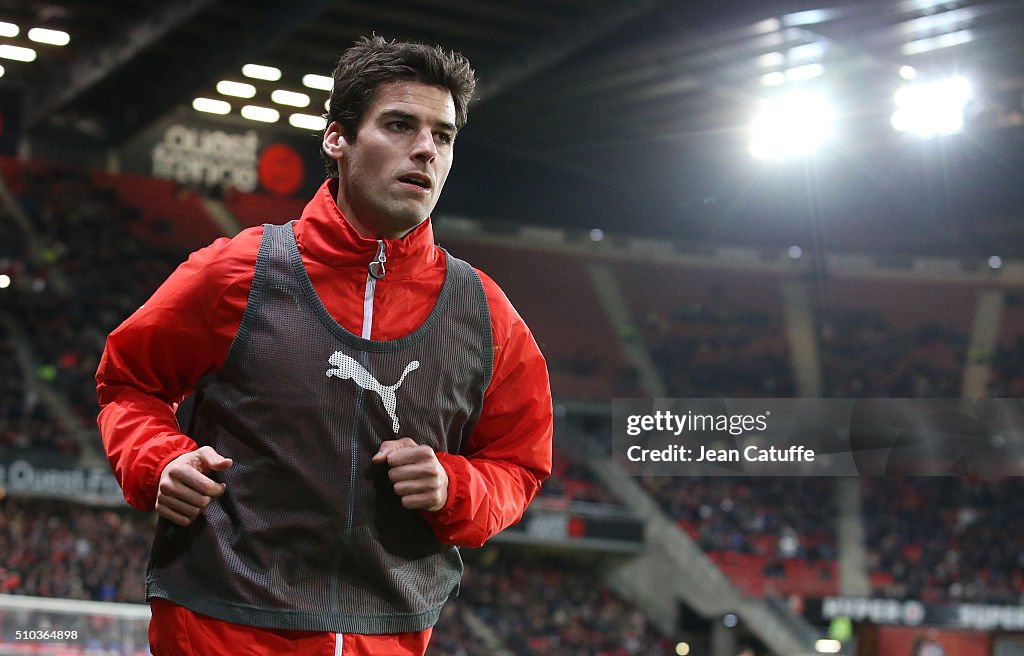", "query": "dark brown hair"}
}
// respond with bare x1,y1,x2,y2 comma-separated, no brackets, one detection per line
322,35,477,177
